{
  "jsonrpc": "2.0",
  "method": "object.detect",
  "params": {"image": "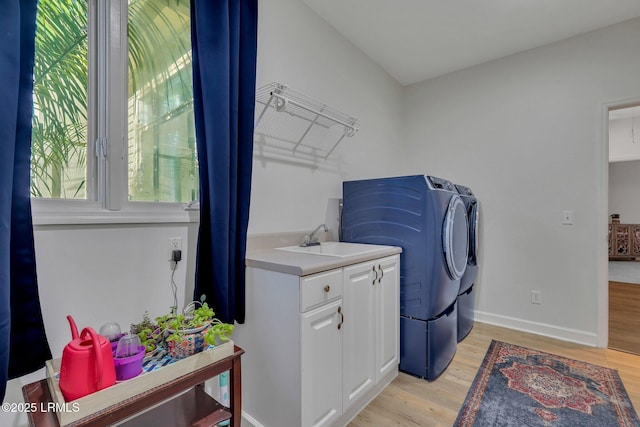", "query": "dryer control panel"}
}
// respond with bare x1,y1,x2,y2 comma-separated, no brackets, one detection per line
455,184,474,196
426,175,457,192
